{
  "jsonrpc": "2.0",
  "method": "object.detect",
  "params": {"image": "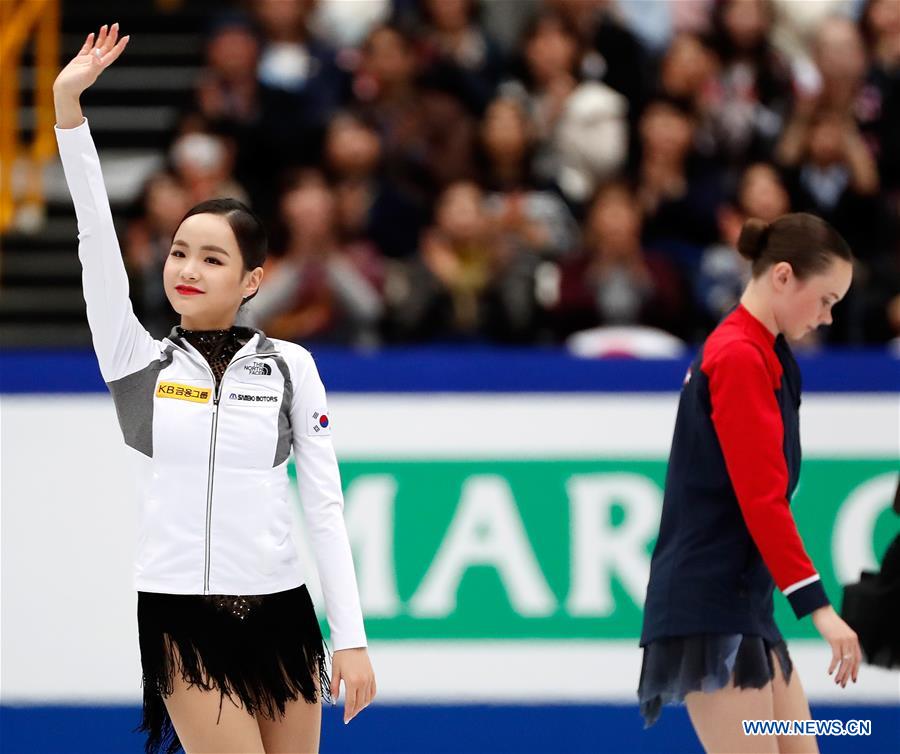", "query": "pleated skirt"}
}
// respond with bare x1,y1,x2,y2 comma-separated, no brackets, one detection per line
637,633,793,728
